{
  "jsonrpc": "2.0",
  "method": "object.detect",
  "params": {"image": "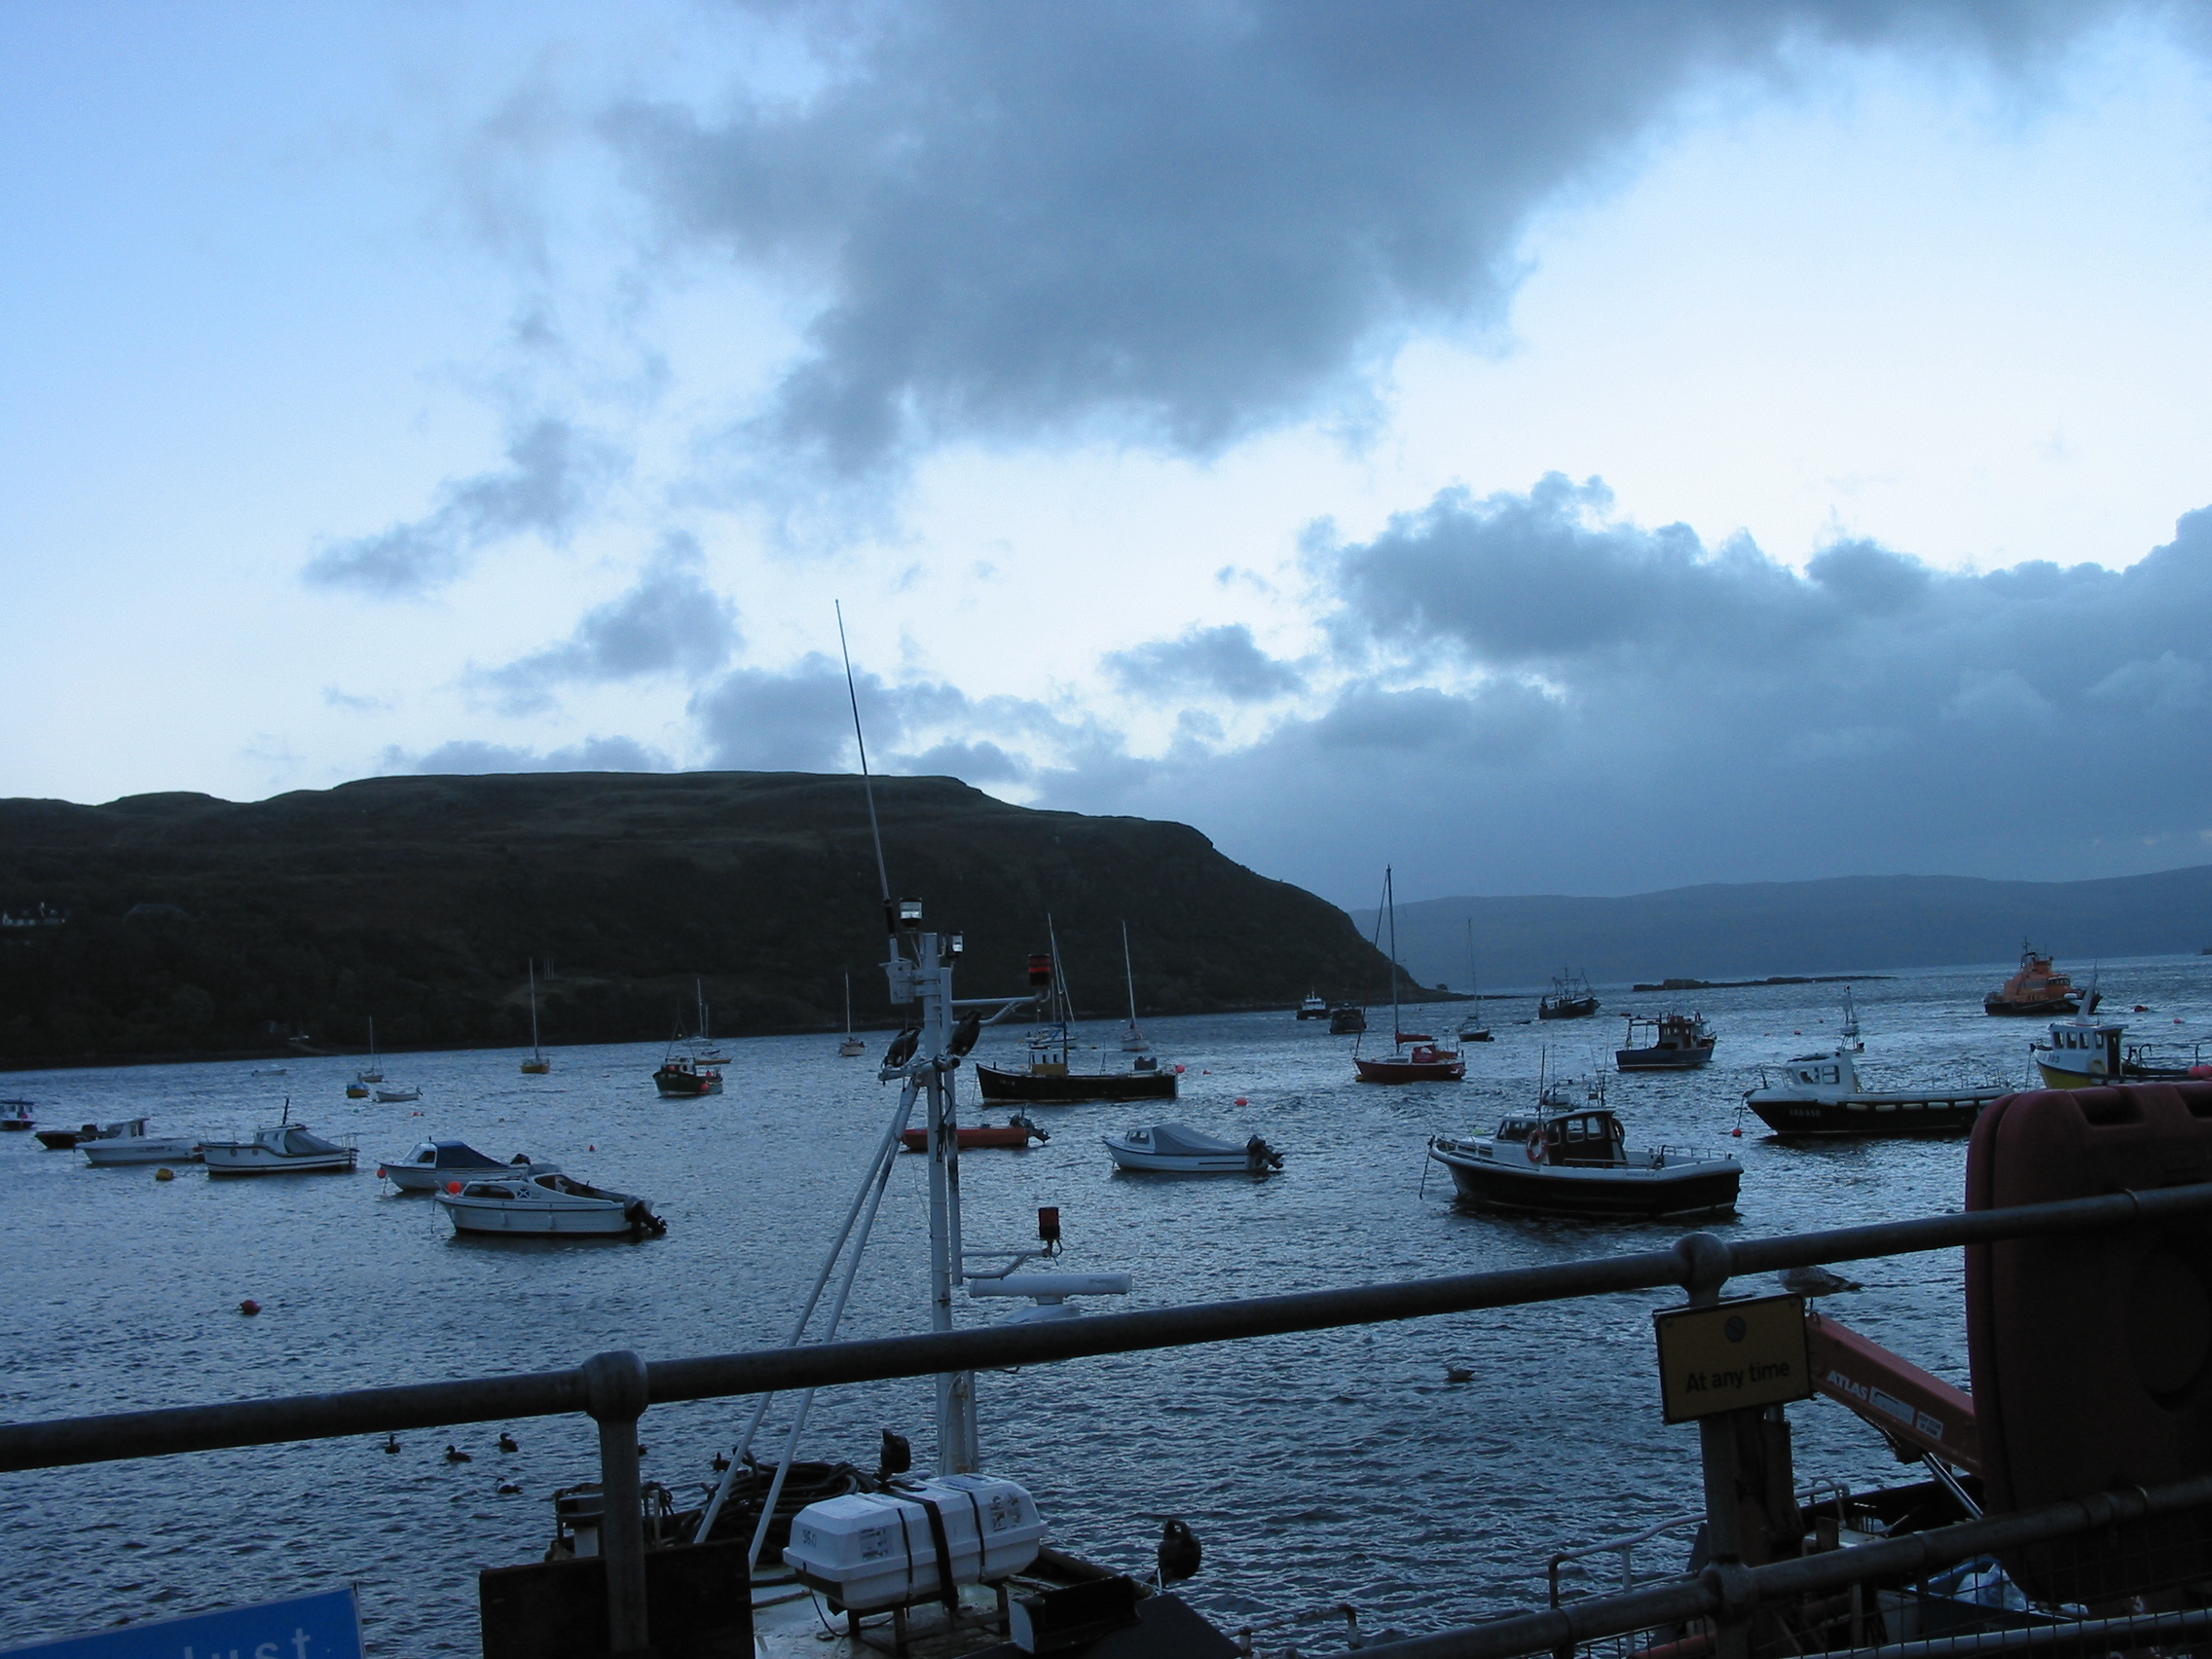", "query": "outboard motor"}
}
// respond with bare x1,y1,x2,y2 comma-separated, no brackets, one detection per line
1245,1136,1283,1174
